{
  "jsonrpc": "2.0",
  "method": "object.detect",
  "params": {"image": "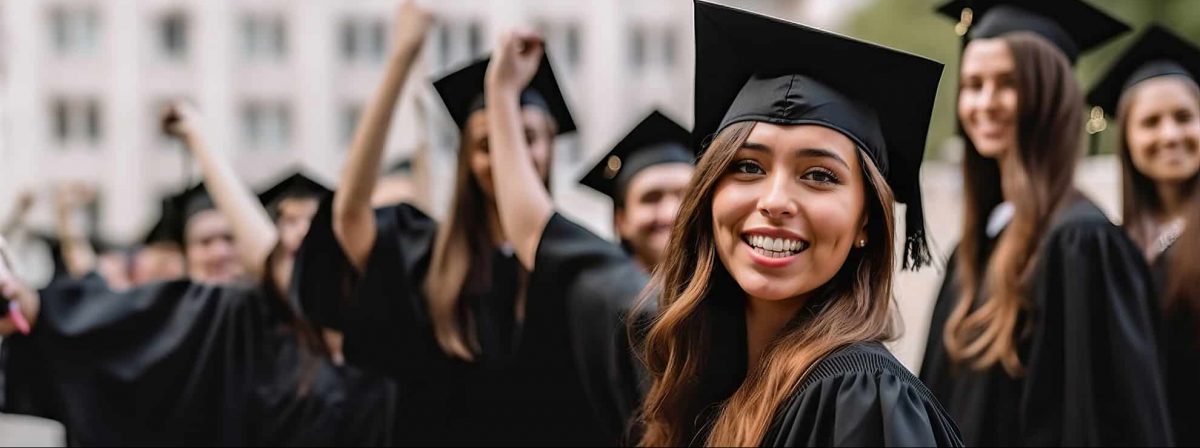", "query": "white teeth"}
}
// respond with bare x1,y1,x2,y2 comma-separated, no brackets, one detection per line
747,234,806,254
